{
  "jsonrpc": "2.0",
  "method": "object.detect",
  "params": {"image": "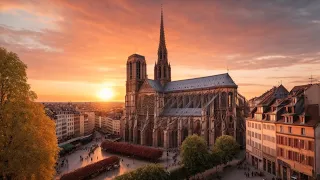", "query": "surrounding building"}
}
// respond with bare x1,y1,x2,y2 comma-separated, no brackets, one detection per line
124,8,247,149
246,85,289,173
246,84,320,180
95,116,102,129
79,114,85,136
74,113,81,136
45,104,78,143
276,84,320,180
84,112,95,135
112,119,120,135
95,113,121,135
